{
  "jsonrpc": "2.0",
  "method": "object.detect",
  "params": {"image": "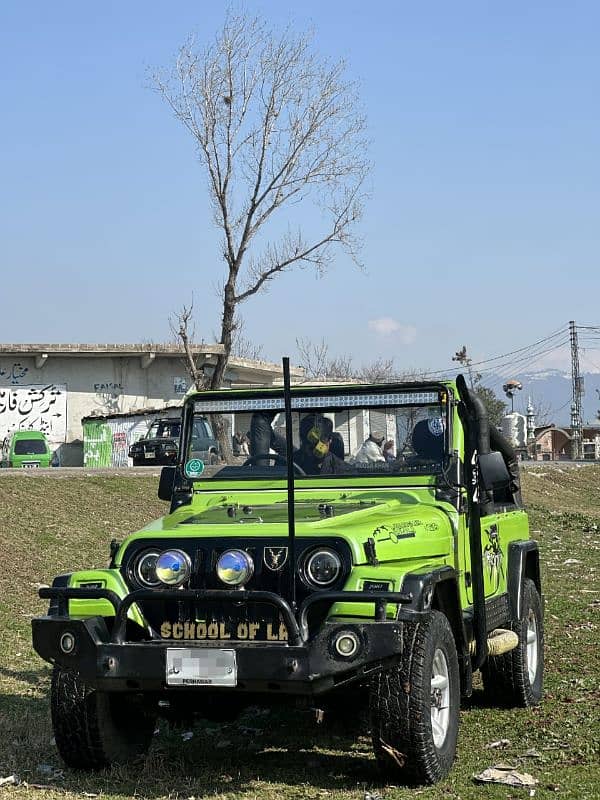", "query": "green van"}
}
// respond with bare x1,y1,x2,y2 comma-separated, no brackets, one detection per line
1,430,52,468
